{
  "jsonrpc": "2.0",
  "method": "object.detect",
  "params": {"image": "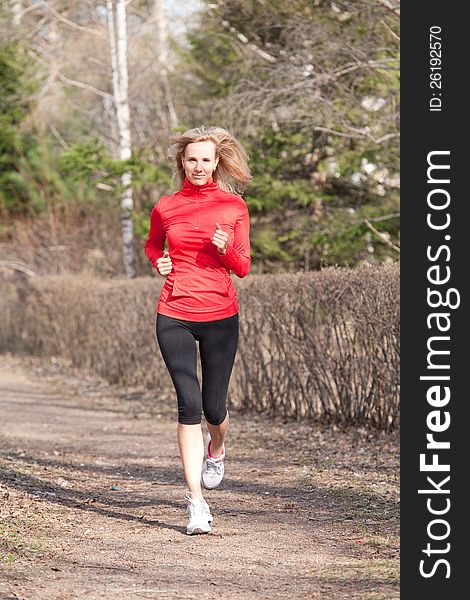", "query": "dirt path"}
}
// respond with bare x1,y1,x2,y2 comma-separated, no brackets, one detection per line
0,354,399,599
